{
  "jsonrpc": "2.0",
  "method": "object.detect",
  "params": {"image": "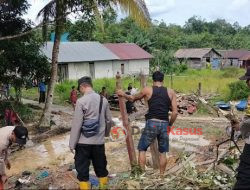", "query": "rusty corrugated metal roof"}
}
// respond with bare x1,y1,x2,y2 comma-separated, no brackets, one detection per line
218,50,250,60
174,48,221,59
104,43,153,60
